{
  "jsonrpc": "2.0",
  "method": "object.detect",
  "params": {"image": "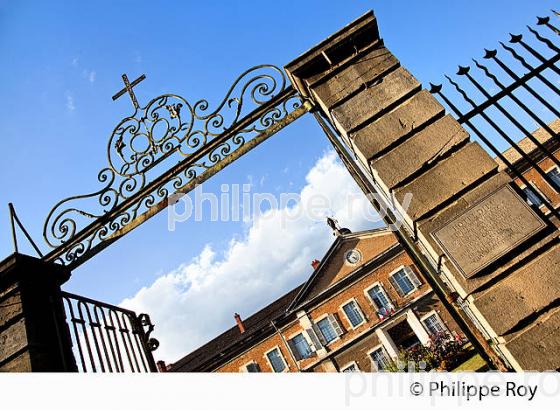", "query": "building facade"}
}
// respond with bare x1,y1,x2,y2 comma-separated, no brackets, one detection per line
500,119,560,217
170,224,465,372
